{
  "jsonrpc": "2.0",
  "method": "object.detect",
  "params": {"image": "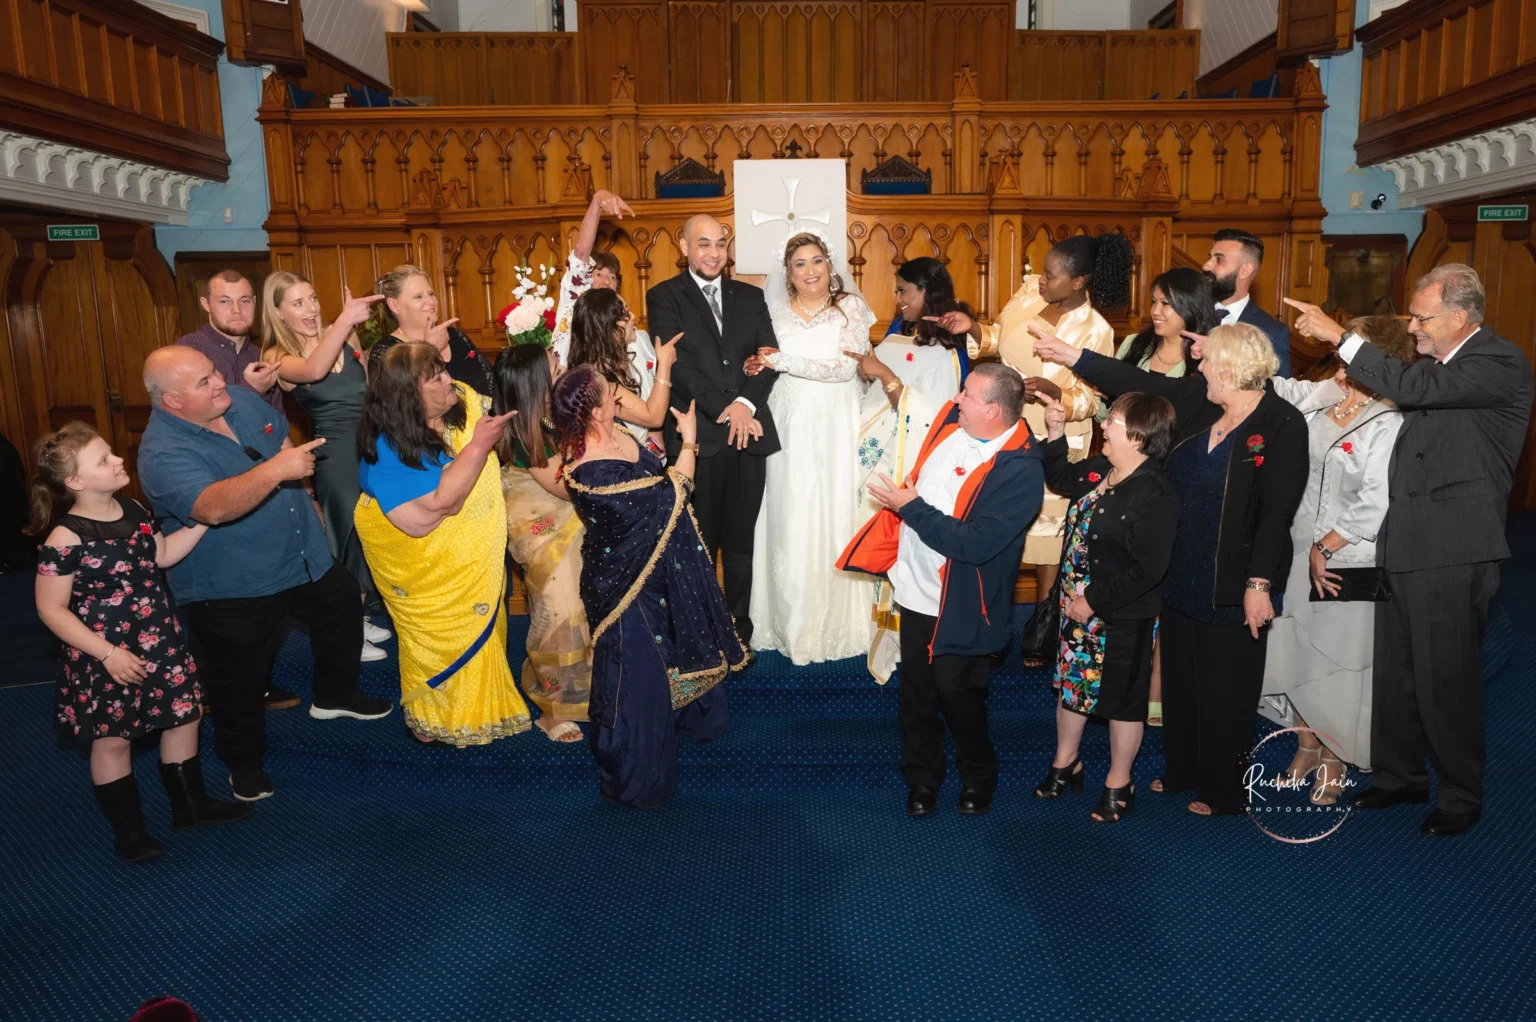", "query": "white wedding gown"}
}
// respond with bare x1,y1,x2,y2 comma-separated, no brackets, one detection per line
750,294,877,664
